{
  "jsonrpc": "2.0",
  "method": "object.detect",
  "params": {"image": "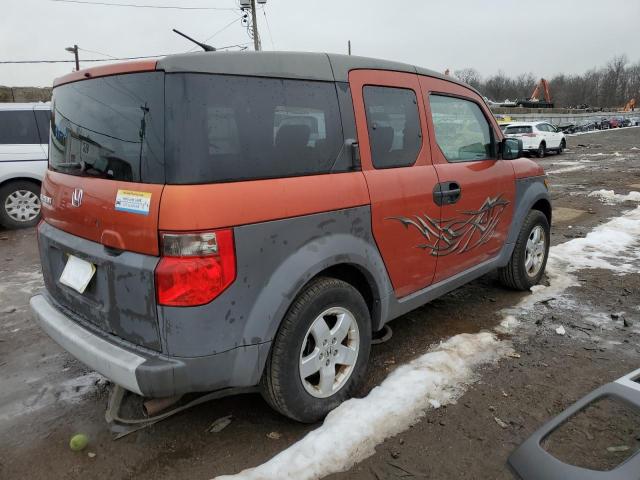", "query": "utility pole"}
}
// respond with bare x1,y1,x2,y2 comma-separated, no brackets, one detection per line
65,45,80,71
250,0,261,51
348,40,351,55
